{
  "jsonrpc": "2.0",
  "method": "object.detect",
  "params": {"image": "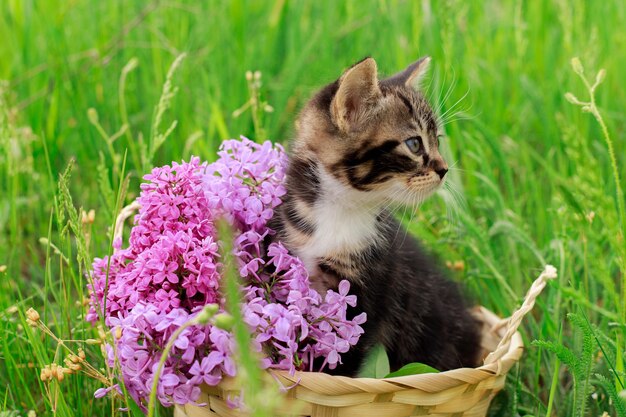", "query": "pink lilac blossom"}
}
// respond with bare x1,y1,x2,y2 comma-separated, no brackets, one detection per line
88,137,366,410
